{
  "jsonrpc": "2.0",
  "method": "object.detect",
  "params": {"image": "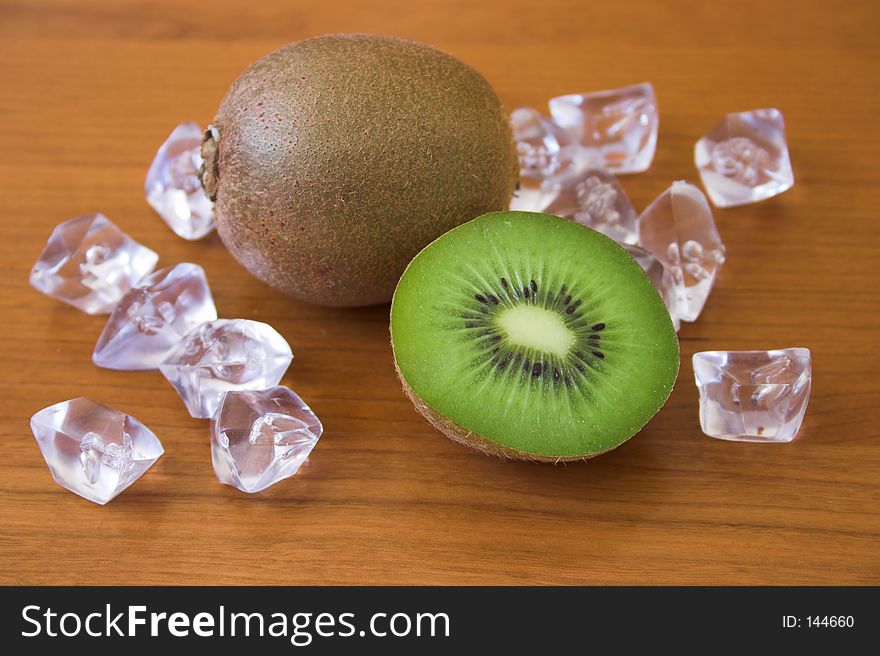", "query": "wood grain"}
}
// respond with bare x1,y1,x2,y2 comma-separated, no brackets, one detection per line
0,0,878,585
